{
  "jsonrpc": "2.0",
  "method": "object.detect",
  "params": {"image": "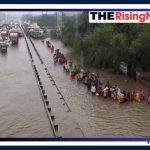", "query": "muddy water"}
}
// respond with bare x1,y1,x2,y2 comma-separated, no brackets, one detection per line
0,38,53,137
32,38,150,137
0,35,150,138
28,38,84,137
